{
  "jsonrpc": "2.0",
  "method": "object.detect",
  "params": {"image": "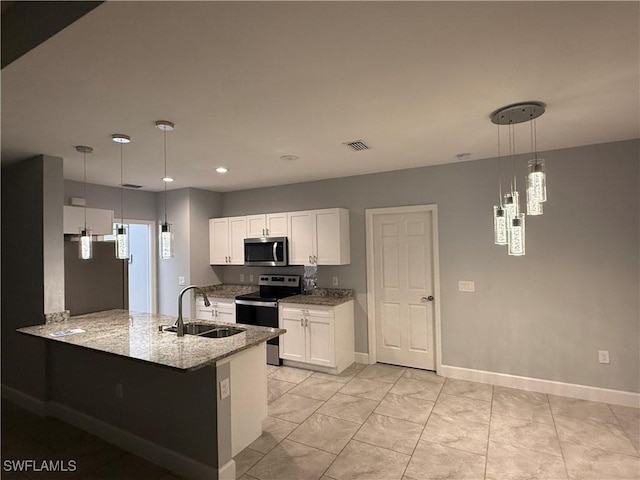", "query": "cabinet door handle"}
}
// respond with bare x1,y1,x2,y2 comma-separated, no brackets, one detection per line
300,318,304,327
305,318,308,327
309,255,312,264
314,255,317,264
